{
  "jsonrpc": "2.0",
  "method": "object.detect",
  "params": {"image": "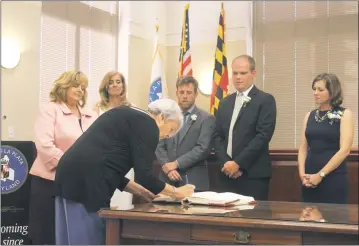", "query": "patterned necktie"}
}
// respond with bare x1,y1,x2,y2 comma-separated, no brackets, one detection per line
183,111,190,125
177,111,190,144
227,92,243,158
